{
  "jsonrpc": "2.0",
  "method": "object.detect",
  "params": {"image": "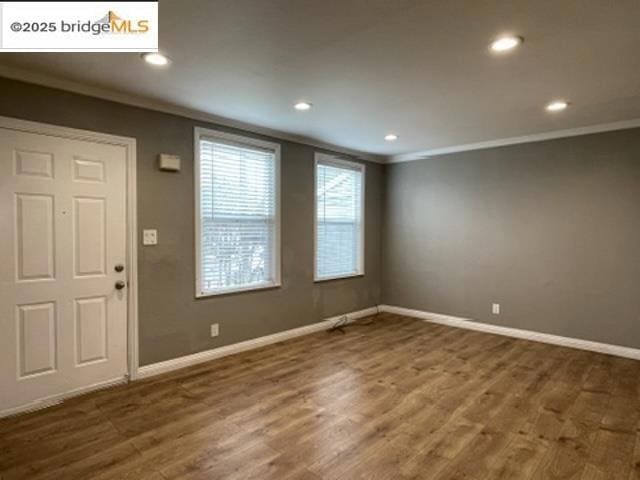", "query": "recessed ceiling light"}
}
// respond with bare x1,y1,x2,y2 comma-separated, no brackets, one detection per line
294,102,312,111
489,35,523,53
142,52,170,66
546,100,569,112
384,134,398,142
